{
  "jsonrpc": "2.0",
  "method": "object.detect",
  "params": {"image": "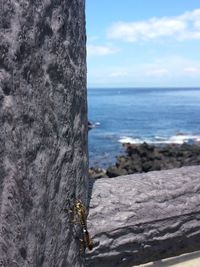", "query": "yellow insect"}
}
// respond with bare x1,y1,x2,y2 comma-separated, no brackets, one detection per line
72,200,93,251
